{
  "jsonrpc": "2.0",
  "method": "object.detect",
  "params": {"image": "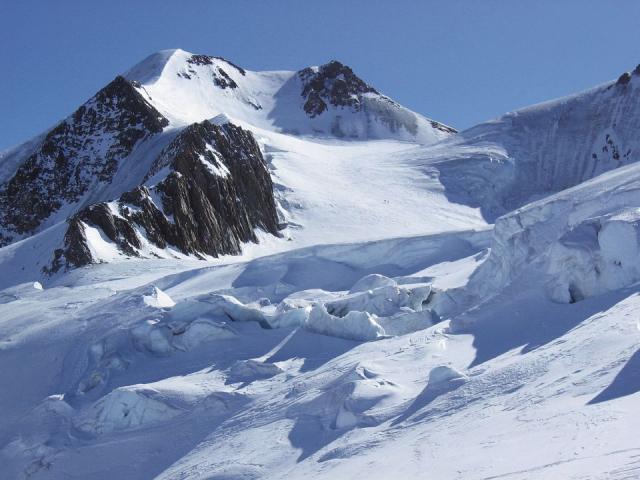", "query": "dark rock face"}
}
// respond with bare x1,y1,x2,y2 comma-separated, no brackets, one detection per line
49,121,280,271
430,120,457,135
152,121,280,246
617,72,632,85
0,76,168,245
180,54,245,89
298,61,378,117
187,54,247,75
187,54,216,66
46,219,96,273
